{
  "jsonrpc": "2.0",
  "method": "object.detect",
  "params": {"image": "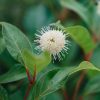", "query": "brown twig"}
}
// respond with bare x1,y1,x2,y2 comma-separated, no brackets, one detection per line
79,96,83,100
24,83,33,100
58,8,69,22
62,88,69,100
24,65,36,100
